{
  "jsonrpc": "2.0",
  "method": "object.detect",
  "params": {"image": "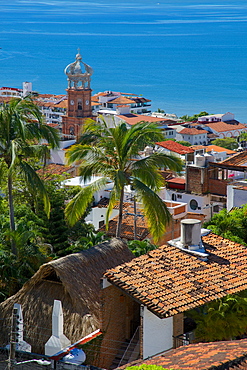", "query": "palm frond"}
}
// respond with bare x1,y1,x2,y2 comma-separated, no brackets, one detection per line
18,161,50,217
132,167,163,191
133,178,171,242
105,187,118,229
65,177,109,226
133,152,183,173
